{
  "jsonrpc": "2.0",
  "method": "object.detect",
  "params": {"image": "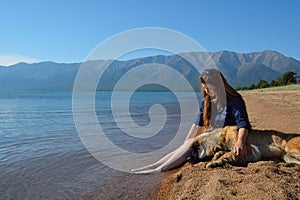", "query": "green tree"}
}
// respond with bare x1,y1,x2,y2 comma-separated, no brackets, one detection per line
236,71,298,90
270,80,279,87
249,84,256,90
277,71,297,85
256,80,269,88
